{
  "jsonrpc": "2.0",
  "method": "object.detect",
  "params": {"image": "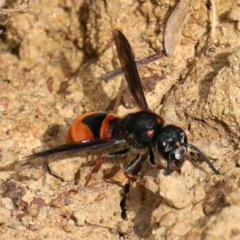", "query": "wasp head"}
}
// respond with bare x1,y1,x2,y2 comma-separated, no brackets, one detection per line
153,125,188,172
